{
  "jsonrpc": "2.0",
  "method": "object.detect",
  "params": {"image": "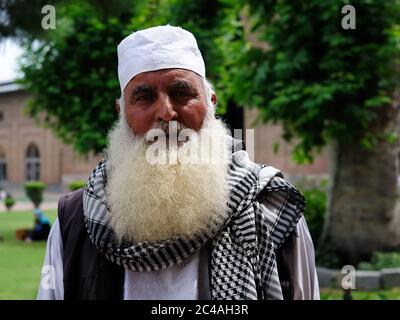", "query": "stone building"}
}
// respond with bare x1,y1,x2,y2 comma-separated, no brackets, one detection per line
0,80,329,189
0,81,101,189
